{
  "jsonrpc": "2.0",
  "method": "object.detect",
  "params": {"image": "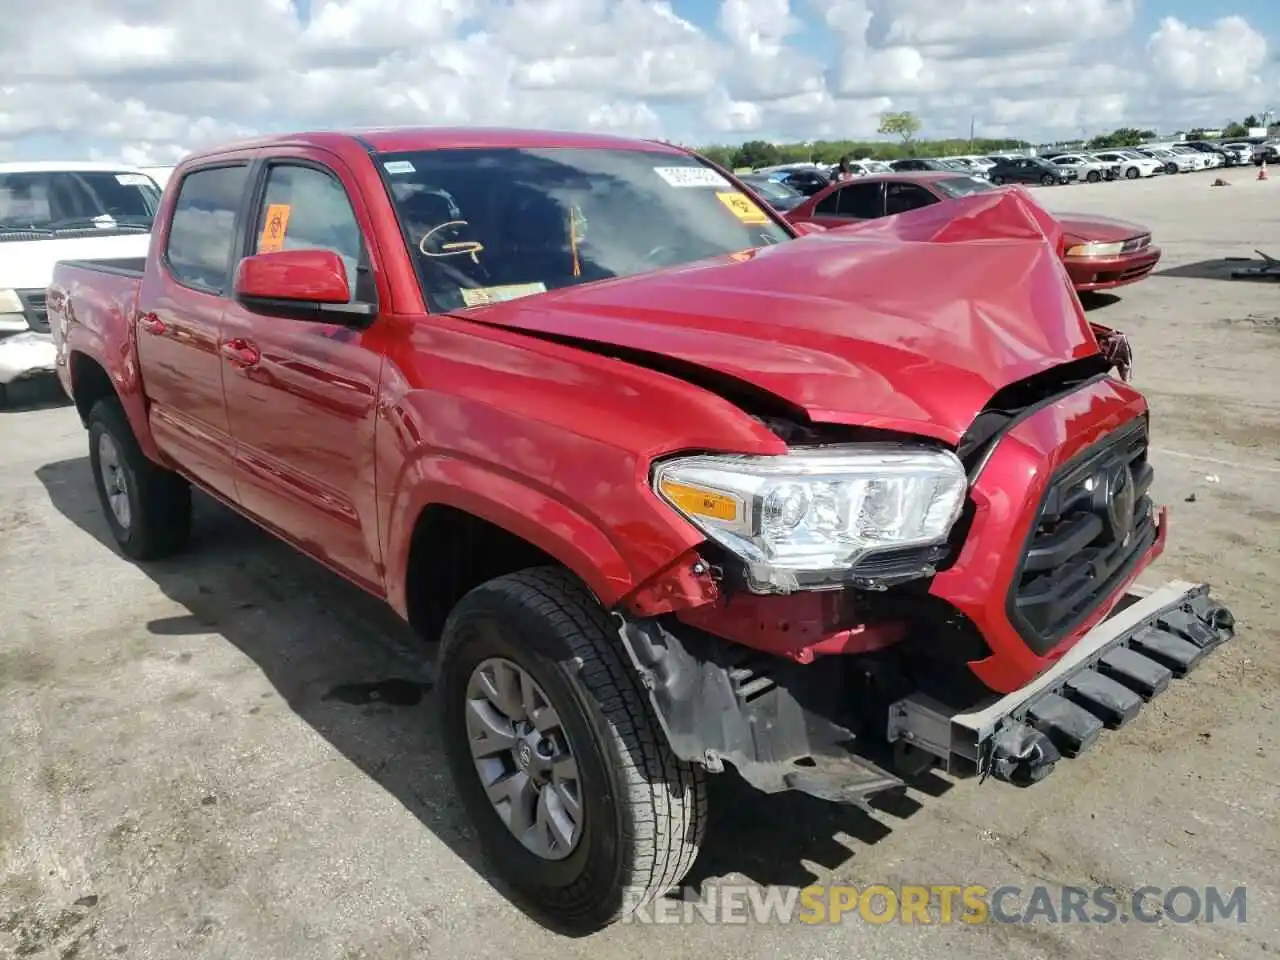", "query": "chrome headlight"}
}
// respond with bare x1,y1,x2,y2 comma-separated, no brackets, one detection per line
653,445,968,594
1066,240,1125,258
0,288,26,334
